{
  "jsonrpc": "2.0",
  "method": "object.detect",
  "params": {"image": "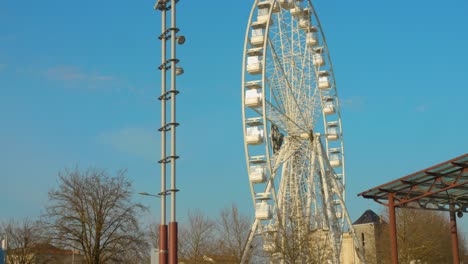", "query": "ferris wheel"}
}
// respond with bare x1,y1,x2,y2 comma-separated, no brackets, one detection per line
240,0,364,262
